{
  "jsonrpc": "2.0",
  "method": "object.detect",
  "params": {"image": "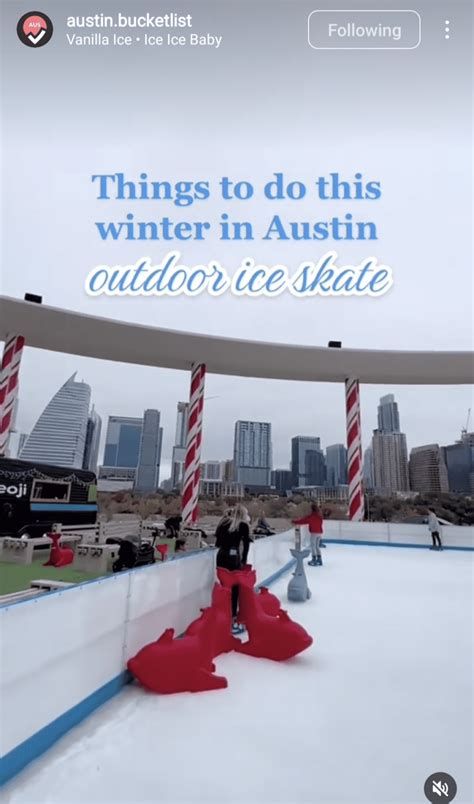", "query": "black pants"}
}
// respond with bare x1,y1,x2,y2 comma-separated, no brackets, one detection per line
216,550,241,618
431,531,442,548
